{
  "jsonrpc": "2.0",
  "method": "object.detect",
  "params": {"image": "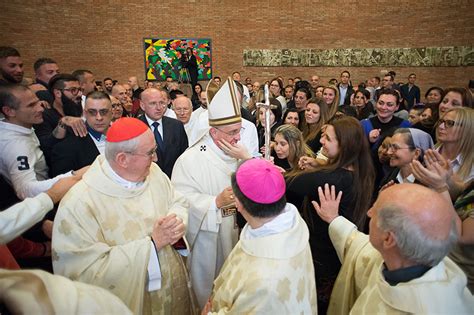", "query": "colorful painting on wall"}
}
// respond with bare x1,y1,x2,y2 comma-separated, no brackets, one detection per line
144,38,212,81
